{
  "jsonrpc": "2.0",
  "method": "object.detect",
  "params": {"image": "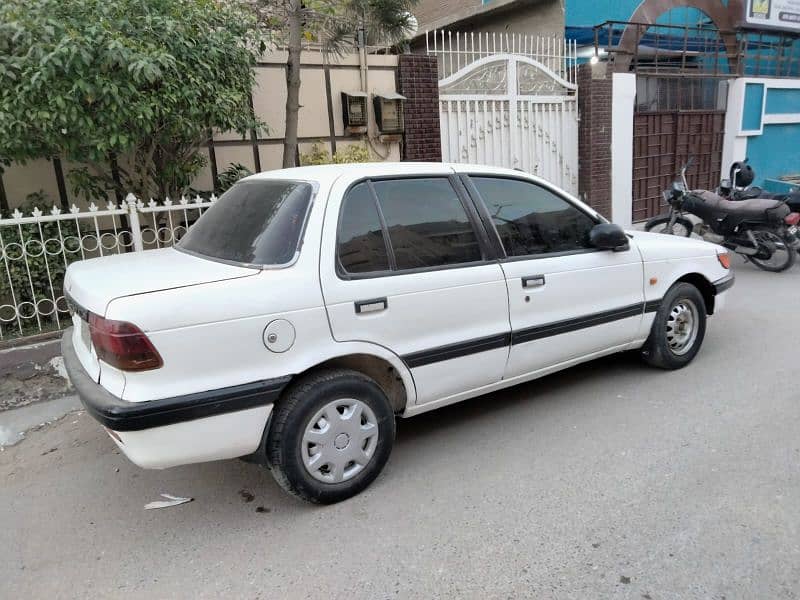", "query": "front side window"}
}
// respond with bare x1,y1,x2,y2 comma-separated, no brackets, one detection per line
470,177,597,257
178,180,313,266
372,178,483,270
